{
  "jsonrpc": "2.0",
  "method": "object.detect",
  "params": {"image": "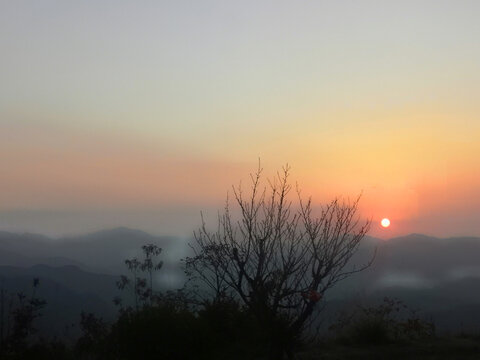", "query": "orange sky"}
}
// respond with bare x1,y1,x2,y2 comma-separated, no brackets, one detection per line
1,118,479,238
1,1,479,237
